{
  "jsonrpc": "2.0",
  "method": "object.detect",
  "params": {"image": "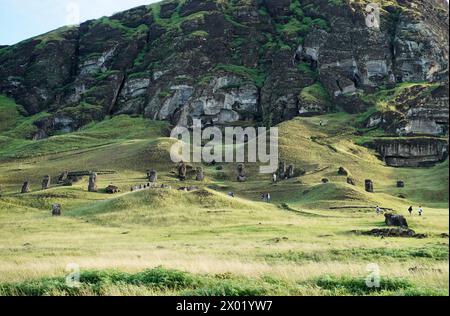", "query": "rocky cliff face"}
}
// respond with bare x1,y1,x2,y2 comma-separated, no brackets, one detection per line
0,0,448,165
